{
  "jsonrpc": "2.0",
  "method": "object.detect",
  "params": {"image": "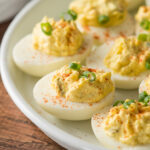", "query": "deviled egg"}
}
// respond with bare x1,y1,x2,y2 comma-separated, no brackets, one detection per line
13,16,92,77
33,62,115,120
92,99,150,150
69,0,135,45
86,36,150,89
